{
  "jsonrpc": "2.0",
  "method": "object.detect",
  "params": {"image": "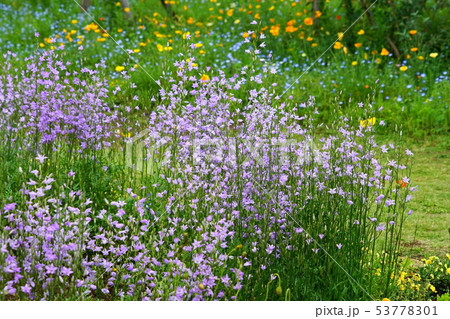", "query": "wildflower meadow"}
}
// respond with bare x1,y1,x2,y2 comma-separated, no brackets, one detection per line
0,0,449,303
